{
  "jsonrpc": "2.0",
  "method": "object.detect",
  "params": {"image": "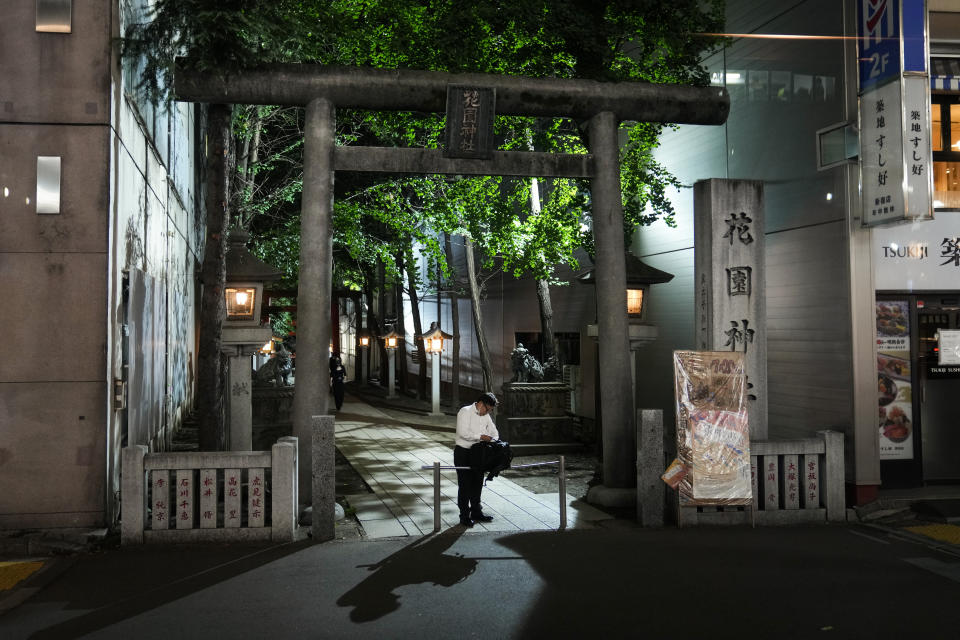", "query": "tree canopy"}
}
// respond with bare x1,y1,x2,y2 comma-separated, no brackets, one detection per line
123,0,724,288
